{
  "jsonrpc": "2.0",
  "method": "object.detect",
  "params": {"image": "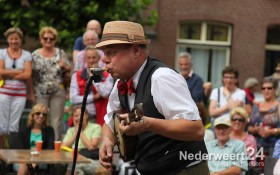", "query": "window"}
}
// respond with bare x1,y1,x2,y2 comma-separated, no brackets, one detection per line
176,21,232,88
206,23,229,41
267,25,280,45
179,22,201,40
264,25,280,76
